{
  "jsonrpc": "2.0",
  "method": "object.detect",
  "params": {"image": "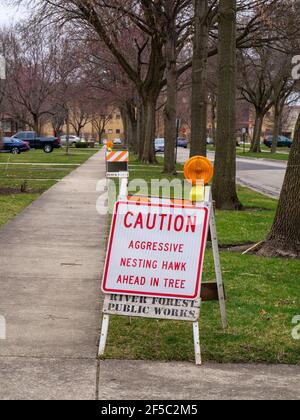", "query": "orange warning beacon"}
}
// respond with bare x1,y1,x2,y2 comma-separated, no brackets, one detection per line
184,156,214,186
